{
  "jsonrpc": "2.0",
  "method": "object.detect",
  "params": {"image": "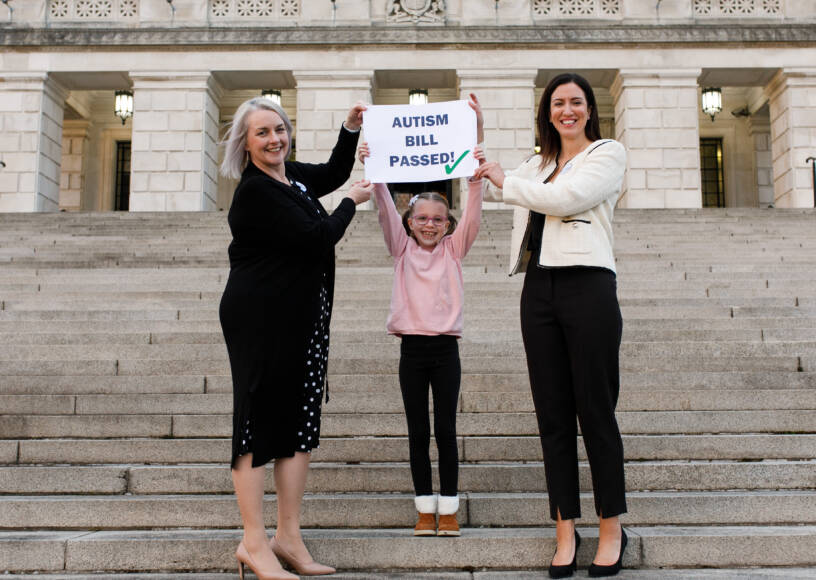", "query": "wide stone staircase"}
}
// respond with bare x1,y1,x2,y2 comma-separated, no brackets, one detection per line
1,207,815,578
